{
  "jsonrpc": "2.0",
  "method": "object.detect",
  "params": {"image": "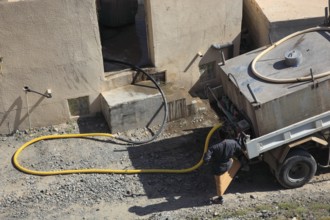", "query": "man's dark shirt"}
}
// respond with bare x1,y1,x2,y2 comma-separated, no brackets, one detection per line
204,139,242,175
